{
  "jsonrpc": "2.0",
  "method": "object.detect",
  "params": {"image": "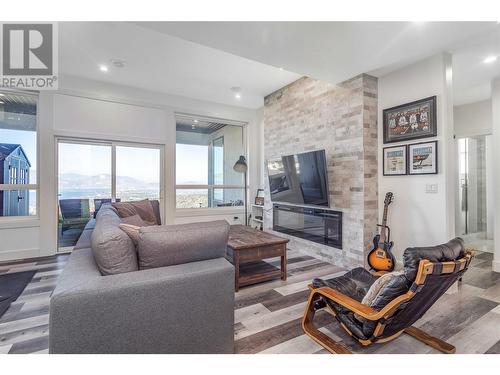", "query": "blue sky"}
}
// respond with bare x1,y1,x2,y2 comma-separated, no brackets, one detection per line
176,144,208,184
58,143,161,183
